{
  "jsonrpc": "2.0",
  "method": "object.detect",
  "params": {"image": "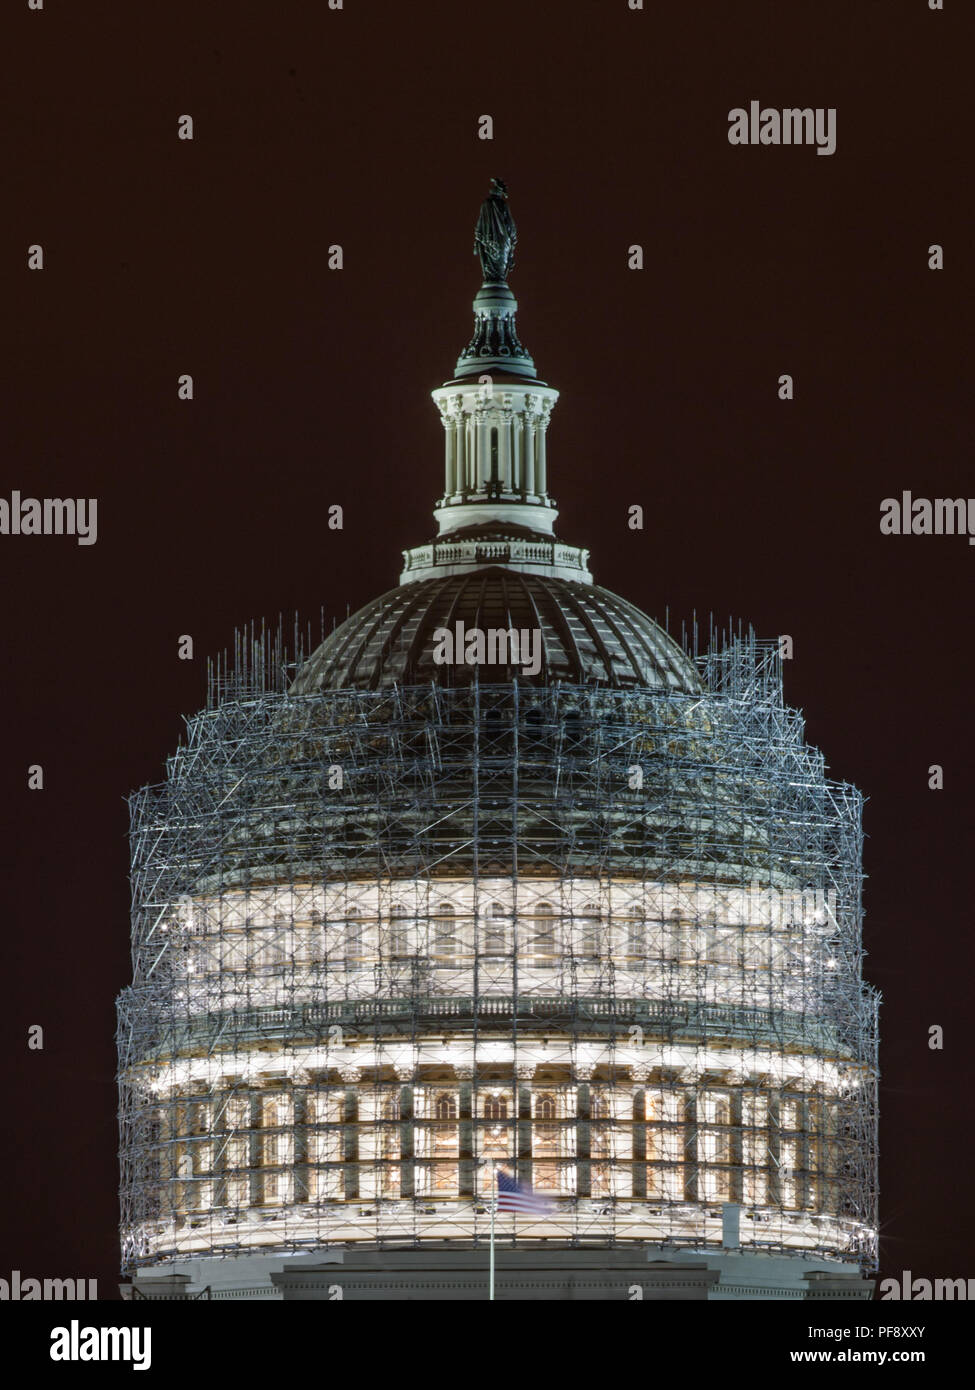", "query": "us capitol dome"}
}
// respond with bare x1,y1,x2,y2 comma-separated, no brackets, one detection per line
117,181,879,1301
